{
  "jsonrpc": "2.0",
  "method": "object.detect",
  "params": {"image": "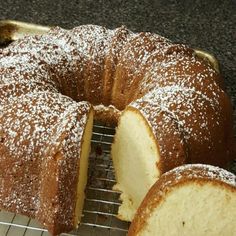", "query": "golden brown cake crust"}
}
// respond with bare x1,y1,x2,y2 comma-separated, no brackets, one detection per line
130,79,234,167
94,104,121,125
128,164,236,236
